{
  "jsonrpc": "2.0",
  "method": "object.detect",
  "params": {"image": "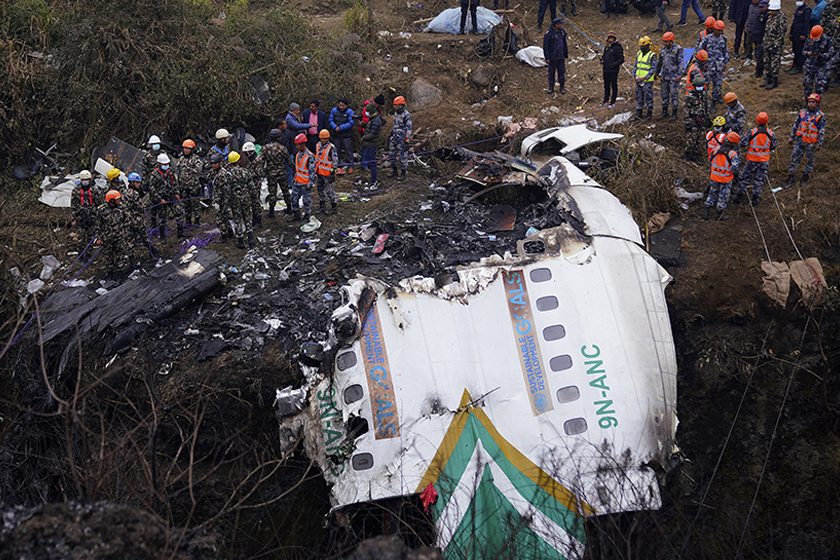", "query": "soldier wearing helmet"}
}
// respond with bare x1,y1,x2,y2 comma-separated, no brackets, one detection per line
209,128,230,161
123,172,147,245
735,111,776,206
723,92,746,135
786,93,825,188
683,77,711,163
255,129,294,218
698,20,730,109
71,169,100,242
217,151,255,248
315,129,339,215
387,96,412,182
685,50,708,94
289,133,316,221
146,152,182,242
693,17,717,49
96,190,134,276
655,31,683,120
329,99,356,173
703,130,740,221
176,139,204,226
237,141,262,228
632,36,657,122
761,0,787,89
142,134,165,183
706,116,728,160
802,25,835,97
